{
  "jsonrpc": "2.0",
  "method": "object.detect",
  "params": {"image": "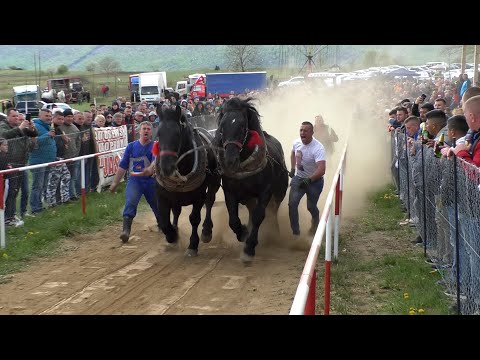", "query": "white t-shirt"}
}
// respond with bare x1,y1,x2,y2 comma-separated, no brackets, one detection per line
292,137,326,178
